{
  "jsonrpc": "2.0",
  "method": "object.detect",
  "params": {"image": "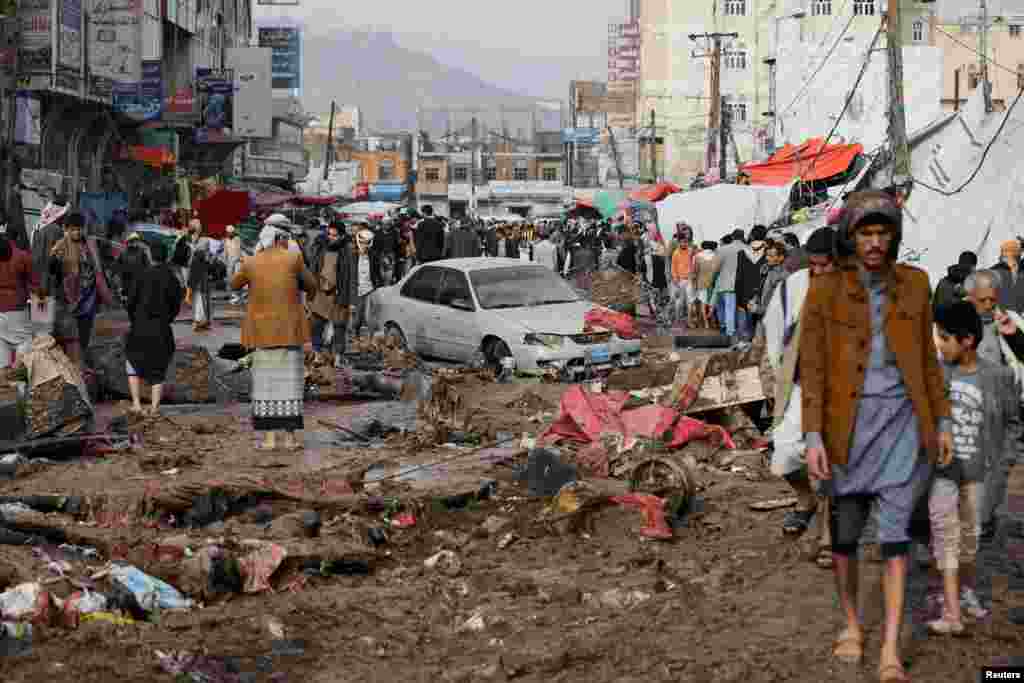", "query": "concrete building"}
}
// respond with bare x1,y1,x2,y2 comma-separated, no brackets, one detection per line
240,96,310,190
638,0,934,184
934,4,1024,112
